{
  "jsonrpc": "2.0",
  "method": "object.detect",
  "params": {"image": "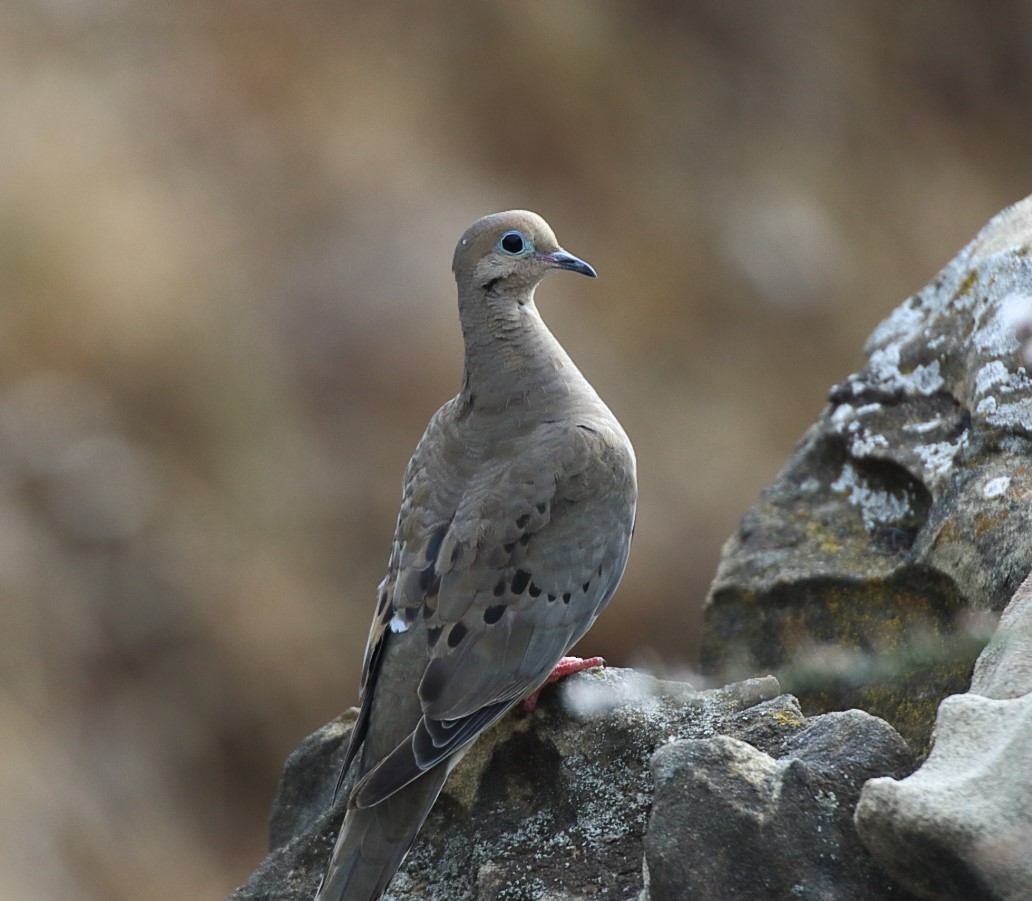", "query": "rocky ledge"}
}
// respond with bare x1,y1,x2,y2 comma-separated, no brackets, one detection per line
231,670,916,900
